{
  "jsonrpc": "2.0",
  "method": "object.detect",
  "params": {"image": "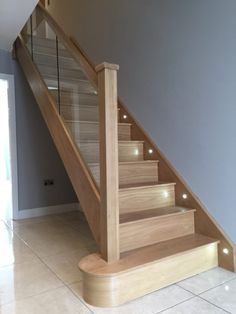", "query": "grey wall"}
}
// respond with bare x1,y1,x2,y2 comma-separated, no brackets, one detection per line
49,0,236,242
0,48,77,211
